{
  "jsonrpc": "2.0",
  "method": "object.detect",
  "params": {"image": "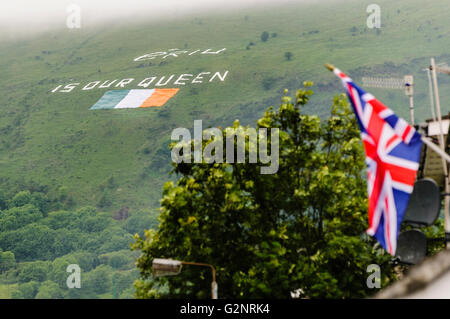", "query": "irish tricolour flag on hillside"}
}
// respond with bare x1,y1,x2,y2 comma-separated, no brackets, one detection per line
90,89,179,110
